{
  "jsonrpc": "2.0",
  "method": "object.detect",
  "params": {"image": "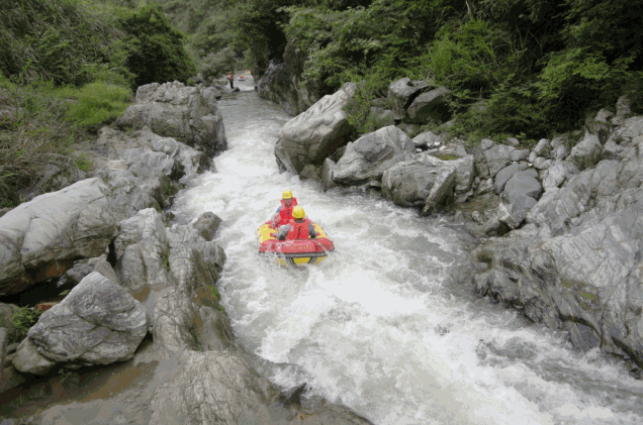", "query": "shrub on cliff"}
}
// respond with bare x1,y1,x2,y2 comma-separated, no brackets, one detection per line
0,0,120,86
115,5,196,88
